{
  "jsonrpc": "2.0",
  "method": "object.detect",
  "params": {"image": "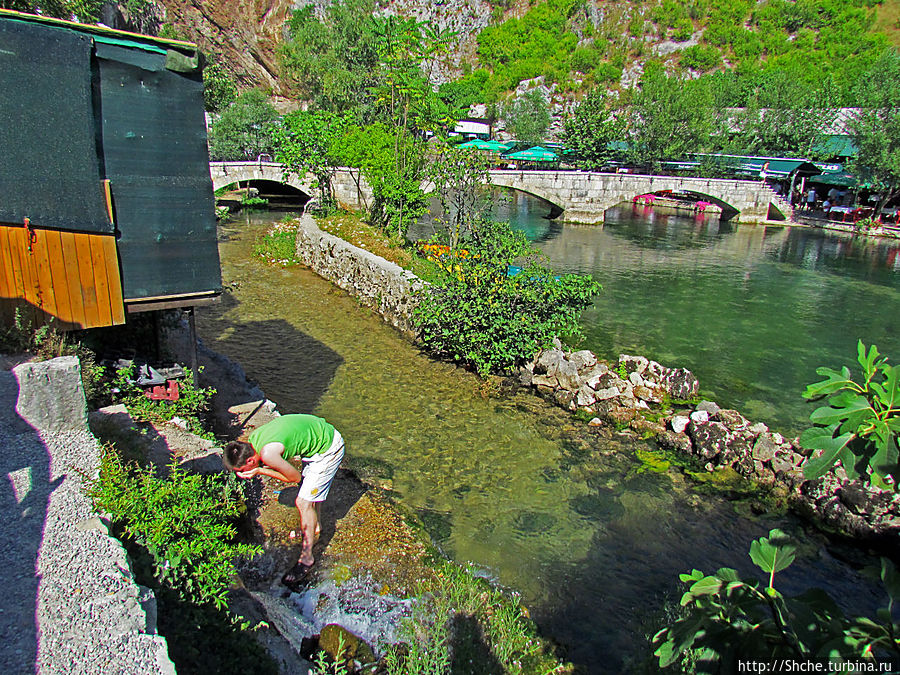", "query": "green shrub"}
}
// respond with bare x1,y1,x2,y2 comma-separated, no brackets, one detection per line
90,446,259,607
413,221,600,376
89,446,274,673
681,44,723,71
800,340,899,491
653,529,900,669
